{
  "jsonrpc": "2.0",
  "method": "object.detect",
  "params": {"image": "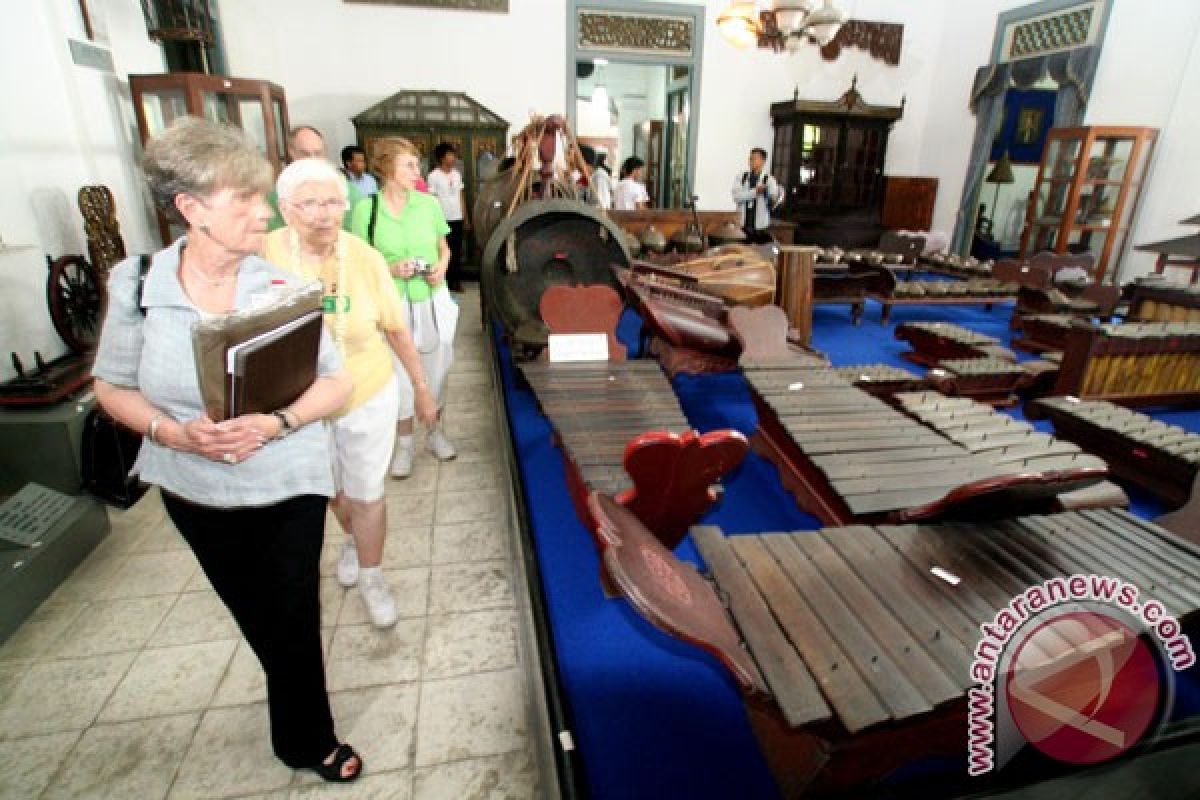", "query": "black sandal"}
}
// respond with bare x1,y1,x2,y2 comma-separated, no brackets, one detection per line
312,743,363,783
